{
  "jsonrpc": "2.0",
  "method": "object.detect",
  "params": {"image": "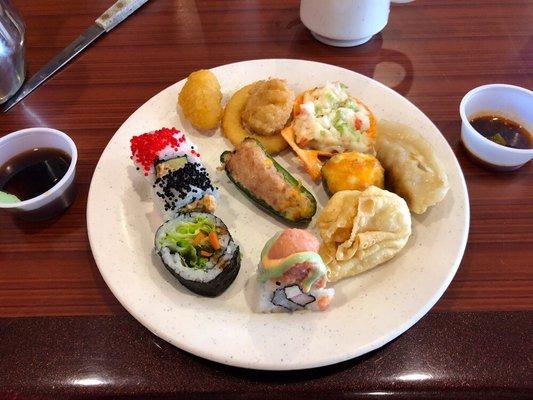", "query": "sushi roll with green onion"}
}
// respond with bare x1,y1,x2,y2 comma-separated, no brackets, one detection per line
155,213,240,297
